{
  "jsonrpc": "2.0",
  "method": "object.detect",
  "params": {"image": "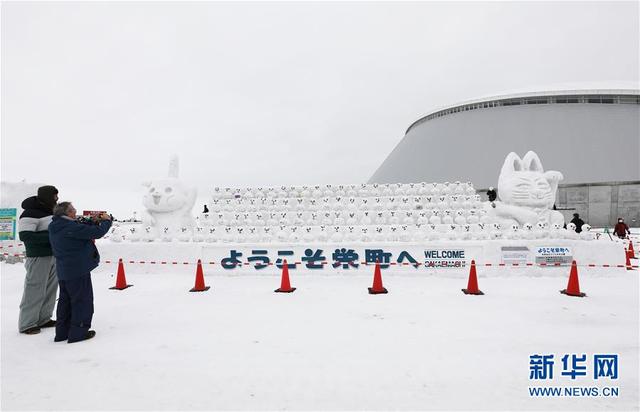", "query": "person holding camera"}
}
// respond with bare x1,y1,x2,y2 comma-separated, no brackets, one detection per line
48,202,112,343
